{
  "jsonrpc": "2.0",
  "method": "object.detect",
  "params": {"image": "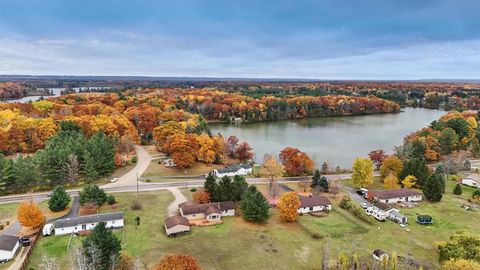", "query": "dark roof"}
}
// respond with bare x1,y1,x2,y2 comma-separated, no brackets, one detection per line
53,212,124,228
0,235,18,251
164,216,190,229
370,189,421,200
205,206,221,215
216,164,252,174
179,201,235,215
299,196,331,208
373,201,392,212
